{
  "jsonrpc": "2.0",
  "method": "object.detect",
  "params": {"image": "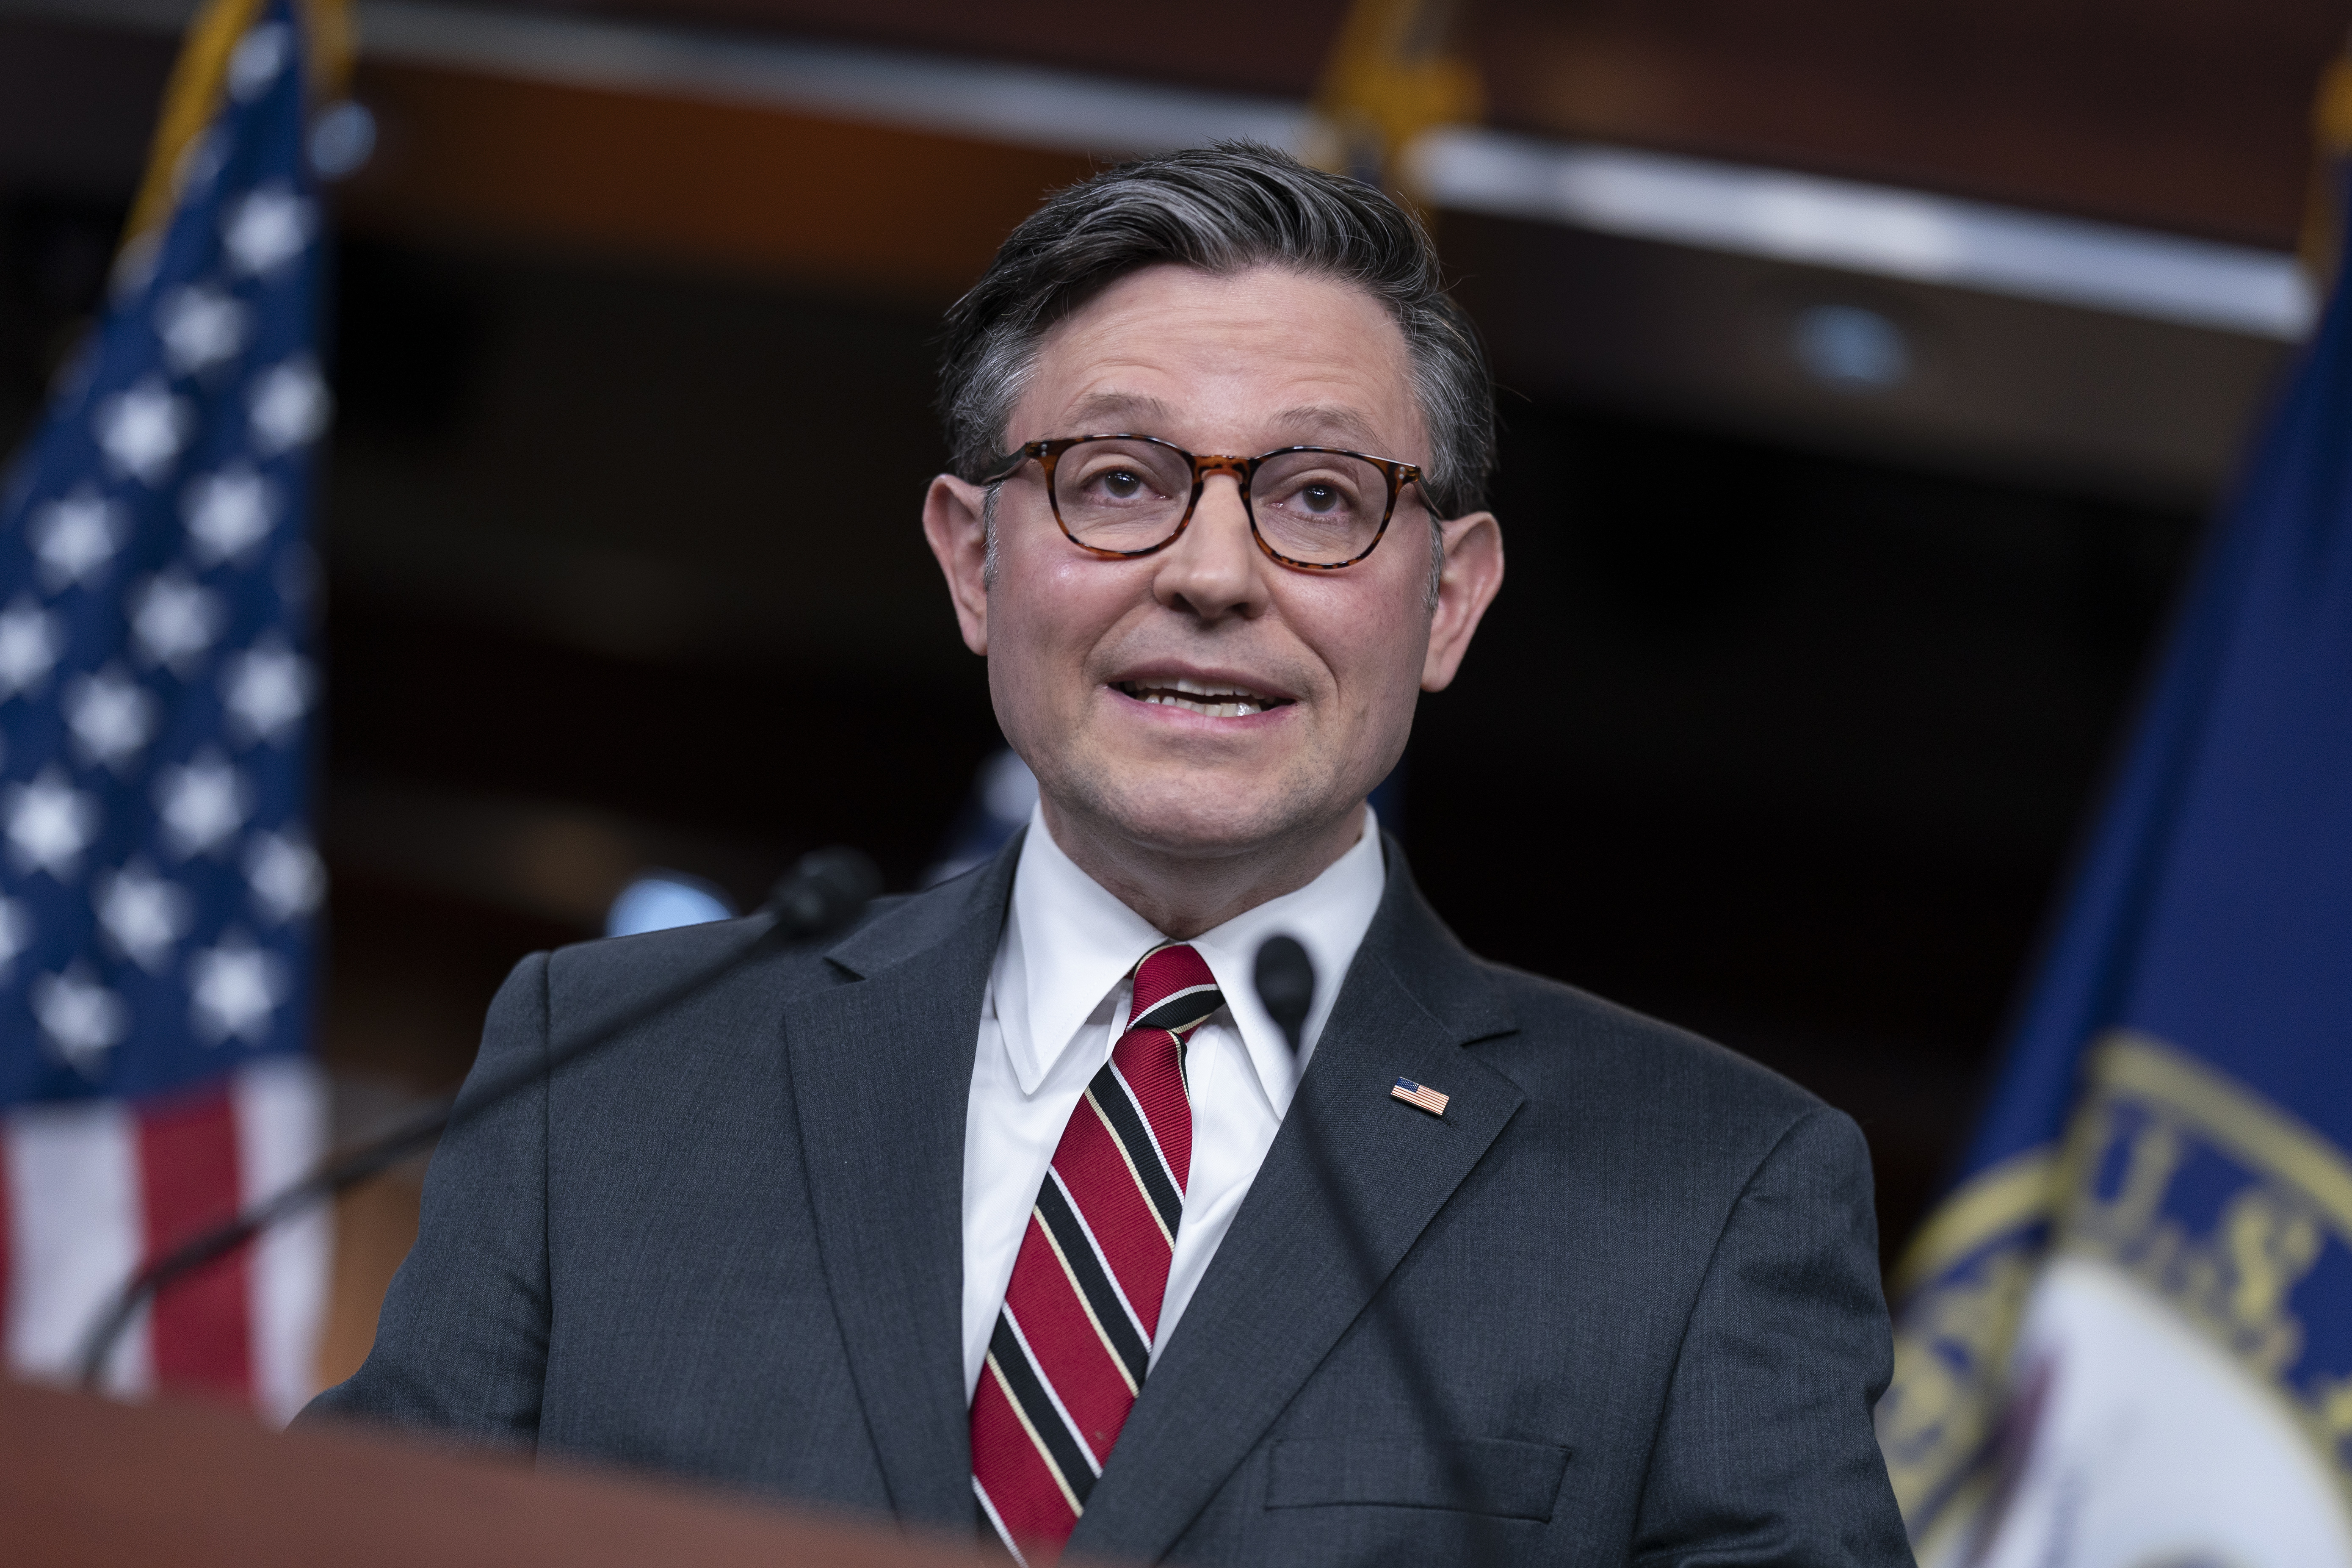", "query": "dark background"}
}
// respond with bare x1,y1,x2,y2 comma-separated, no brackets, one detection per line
4,0,2288,1274
3,203,2204,1259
